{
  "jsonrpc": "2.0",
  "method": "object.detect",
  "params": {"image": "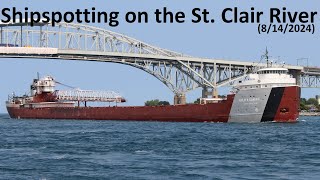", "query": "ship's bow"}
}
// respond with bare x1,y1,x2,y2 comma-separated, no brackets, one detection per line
272,86,300,123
